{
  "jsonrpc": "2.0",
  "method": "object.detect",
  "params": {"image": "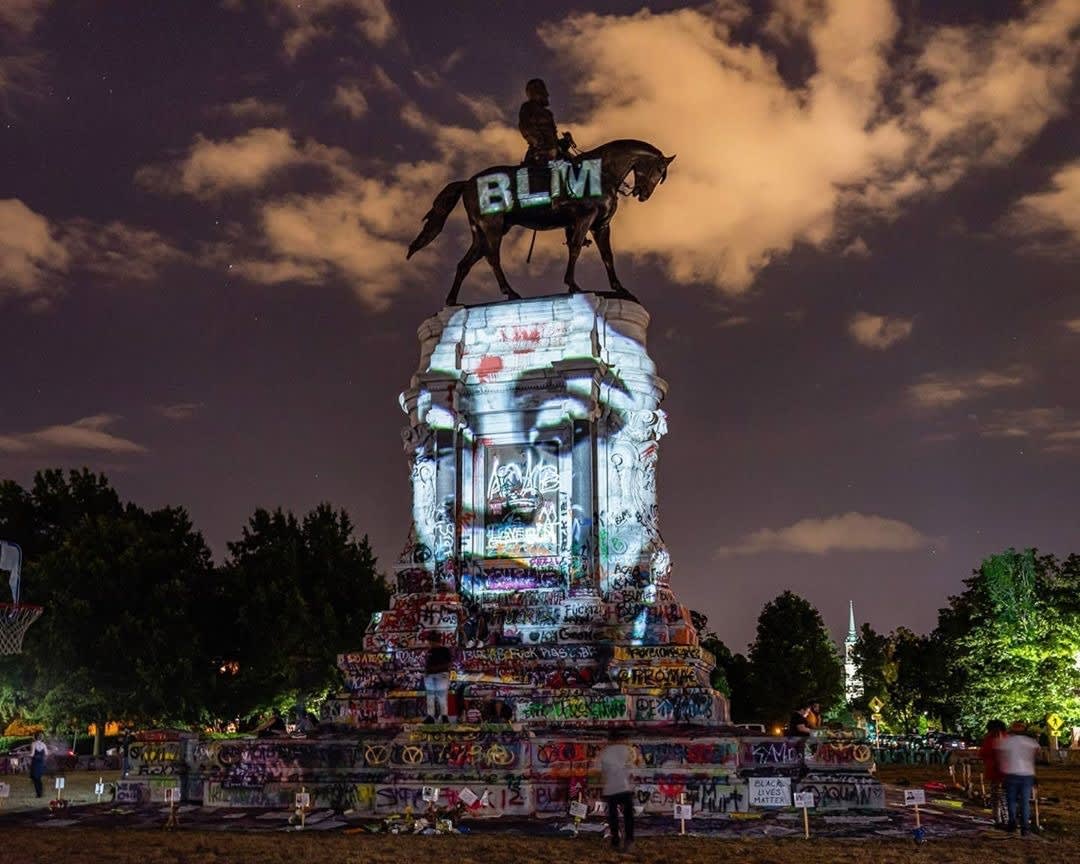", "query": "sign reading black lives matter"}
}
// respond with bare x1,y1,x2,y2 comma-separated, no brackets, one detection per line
749,776,791,807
